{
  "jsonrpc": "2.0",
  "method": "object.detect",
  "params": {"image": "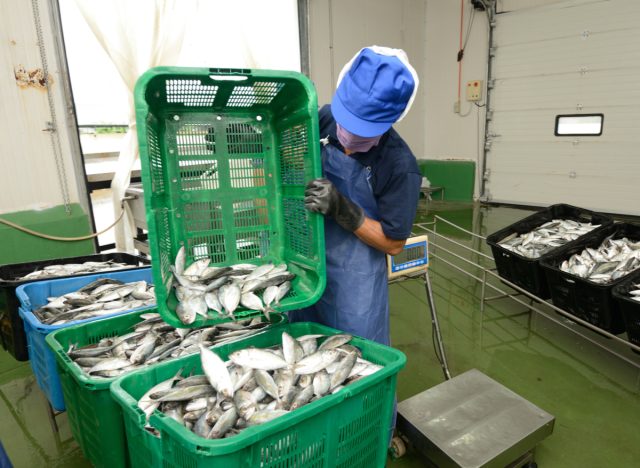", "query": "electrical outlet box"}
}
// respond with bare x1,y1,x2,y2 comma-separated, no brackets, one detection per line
466,80,483,101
